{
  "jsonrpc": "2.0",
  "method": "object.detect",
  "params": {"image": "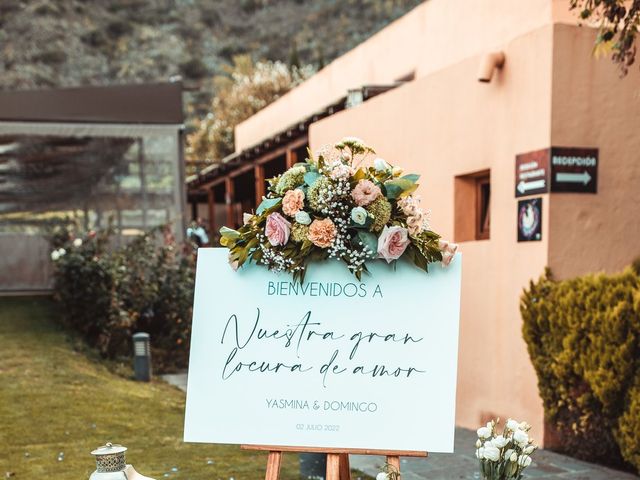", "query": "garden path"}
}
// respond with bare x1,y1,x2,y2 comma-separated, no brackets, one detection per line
162,373,639,480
